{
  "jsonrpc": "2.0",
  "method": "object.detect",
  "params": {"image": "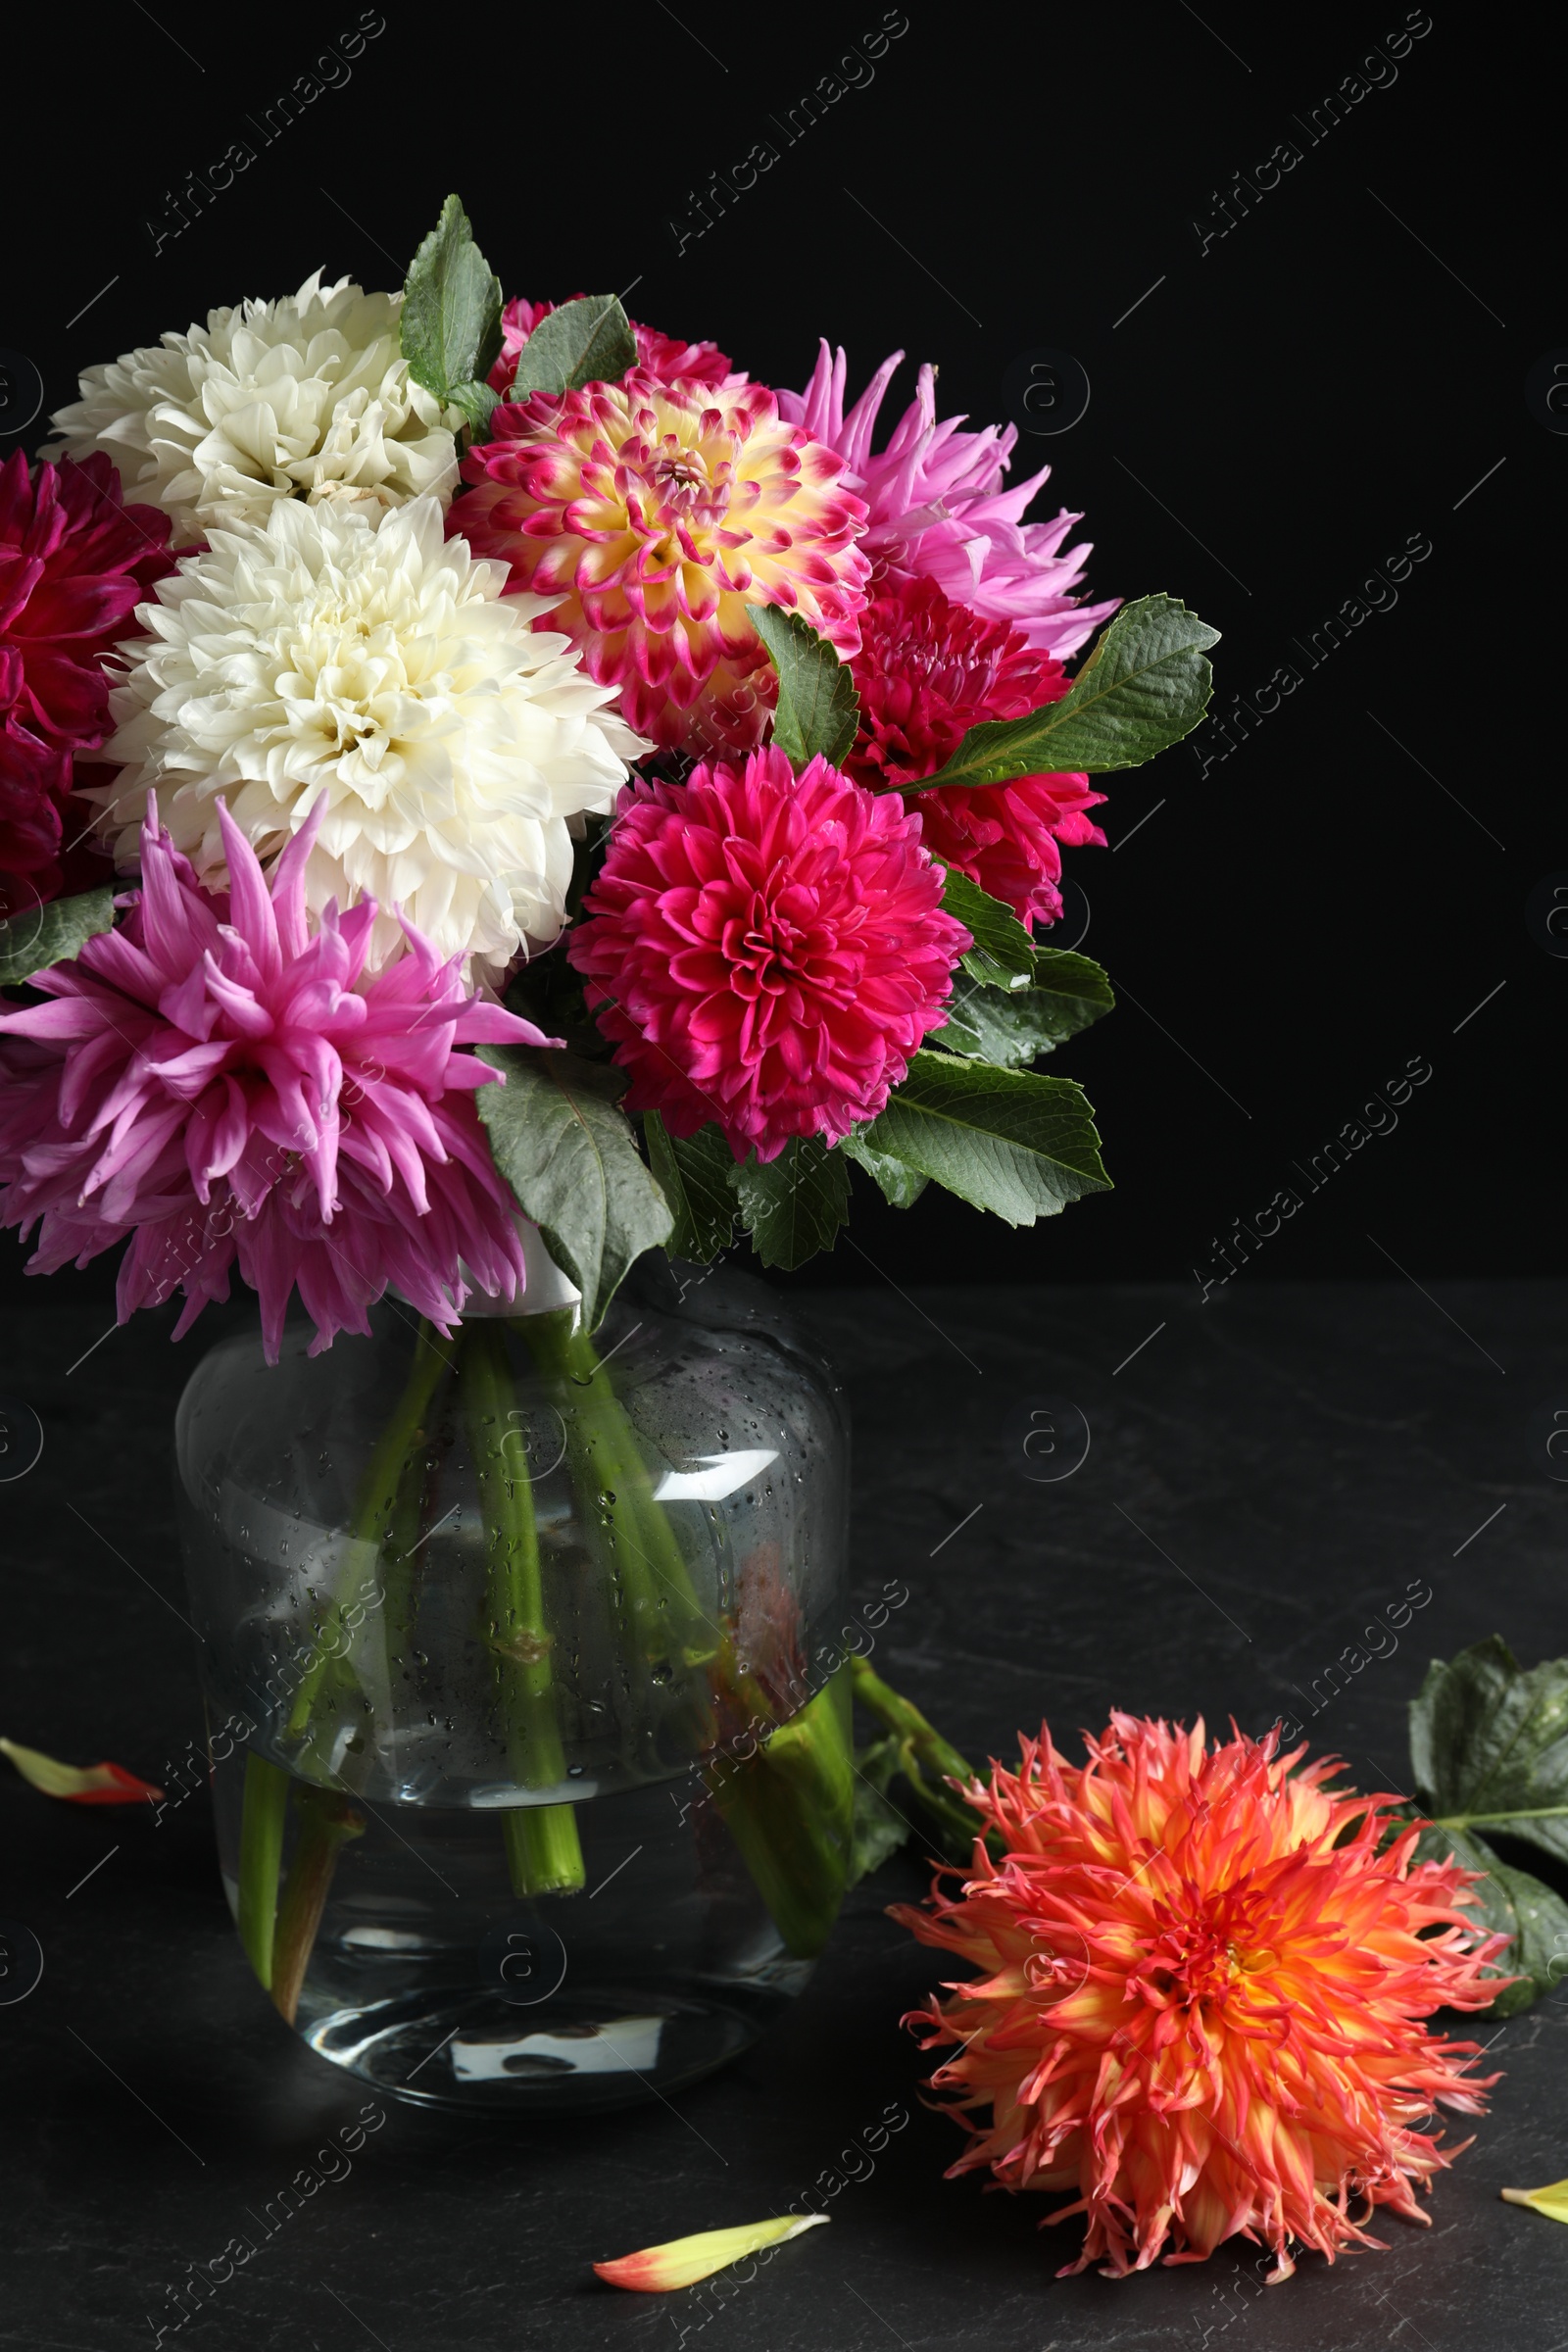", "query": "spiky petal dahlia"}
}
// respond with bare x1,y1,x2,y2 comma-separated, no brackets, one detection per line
844,577,1106,930
1,451,173,915
566,744,970,1162
88,495,643,974
455,378,870,753
0,799,547,1358
487,297,737,395
42,273,462,547
894,1715,1507,2283
780,346,1119,660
